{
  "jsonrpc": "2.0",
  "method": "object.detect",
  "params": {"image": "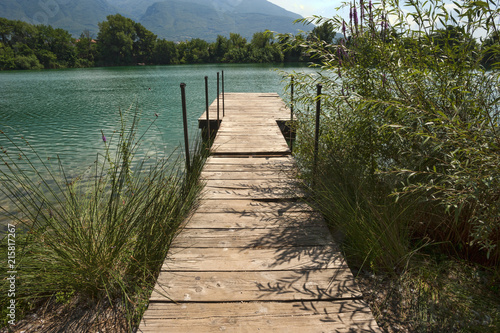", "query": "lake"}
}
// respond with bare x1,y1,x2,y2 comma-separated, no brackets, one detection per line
0,63,315,224
0,63,314,167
